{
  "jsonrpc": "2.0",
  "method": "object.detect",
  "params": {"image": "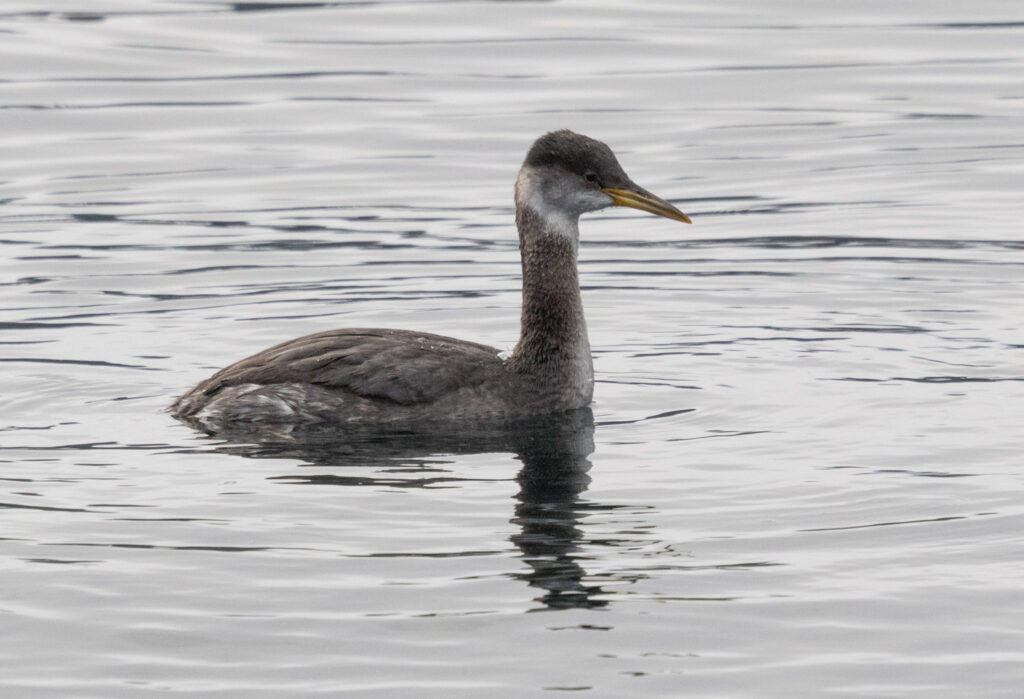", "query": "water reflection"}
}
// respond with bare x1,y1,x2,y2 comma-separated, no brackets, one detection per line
510,418,608,610
186,408,621,610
